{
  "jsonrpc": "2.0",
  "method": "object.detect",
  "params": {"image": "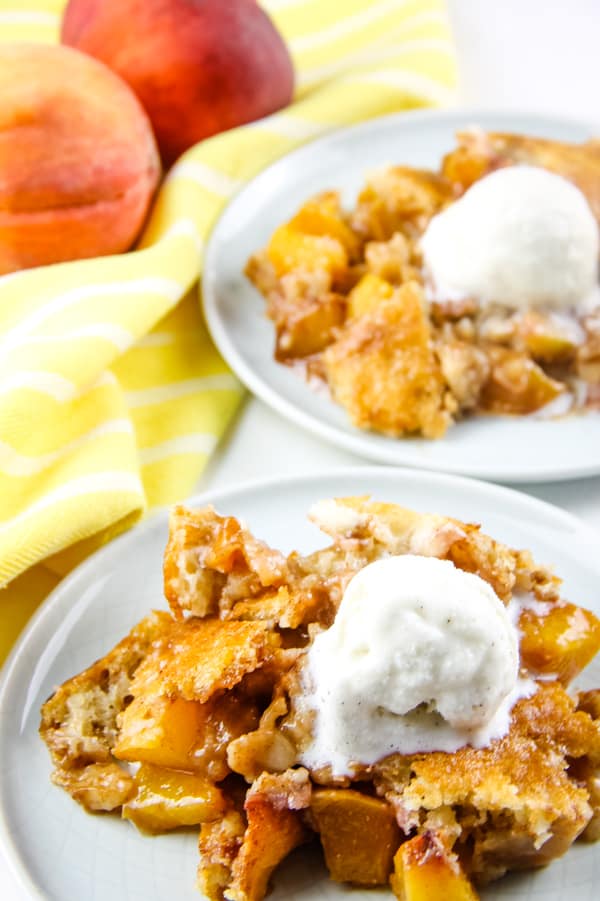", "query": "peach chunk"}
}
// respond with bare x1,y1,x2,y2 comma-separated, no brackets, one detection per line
62,0,294,165
289,192,361,259
519,602,600,685
518,312,579,363
391,832,480,901
267,224,348,280
114,695,205,771
480,348,565,414
347,273,394,319
114,689,260,780
122,763,225,833
0,43,159,274
311,789,401,885
275,291,346,359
